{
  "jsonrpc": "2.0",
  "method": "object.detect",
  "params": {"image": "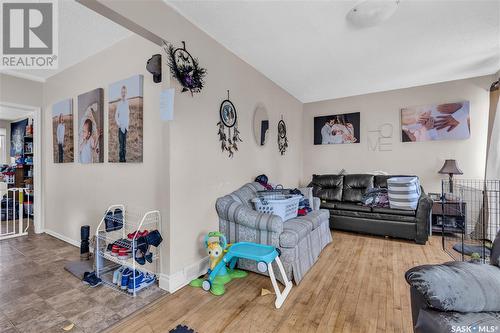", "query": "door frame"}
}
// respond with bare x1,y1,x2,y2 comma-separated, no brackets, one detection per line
0,102,43,234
